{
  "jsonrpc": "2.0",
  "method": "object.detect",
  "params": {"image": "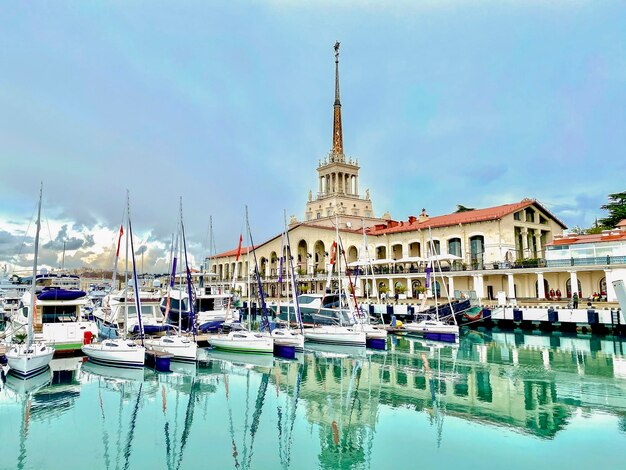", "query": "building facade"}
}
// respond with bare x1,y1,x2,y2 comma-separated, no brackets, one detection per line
210,44,626,304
